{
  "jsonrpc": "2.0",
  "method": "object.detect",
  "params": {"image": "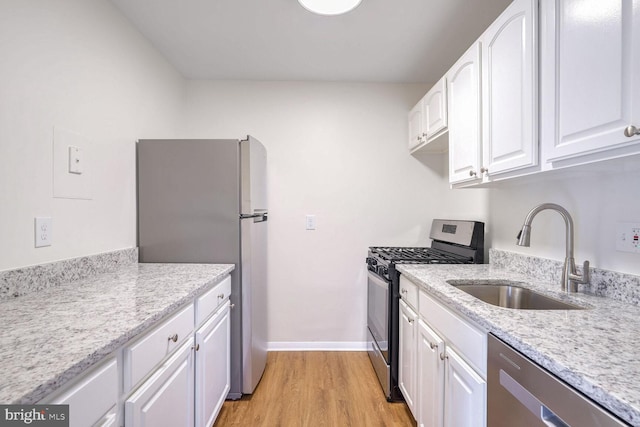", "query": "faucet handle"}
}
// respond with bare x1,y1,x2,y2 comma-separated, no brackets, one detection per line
569,260,590,286
579,260,590,284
